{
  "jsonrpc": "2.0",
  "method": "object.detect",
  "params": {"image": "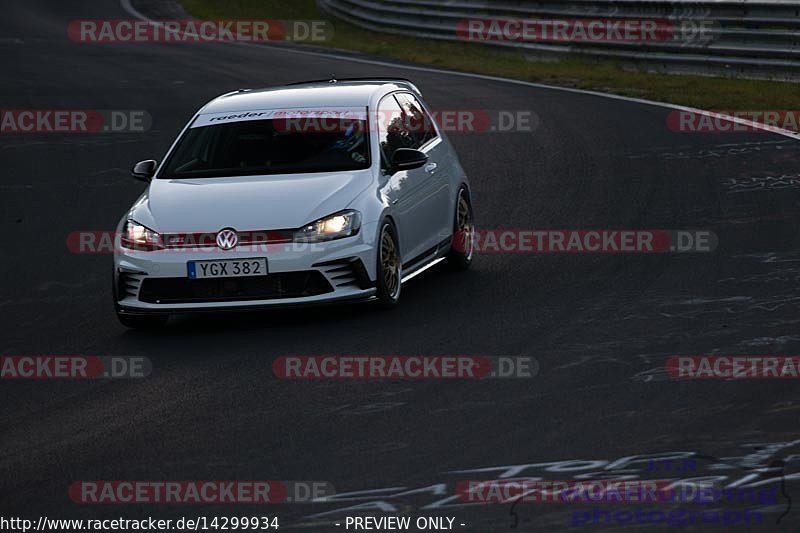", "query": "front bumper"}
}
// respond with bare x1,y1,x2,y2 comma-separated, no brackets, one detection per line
114,233,377,313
